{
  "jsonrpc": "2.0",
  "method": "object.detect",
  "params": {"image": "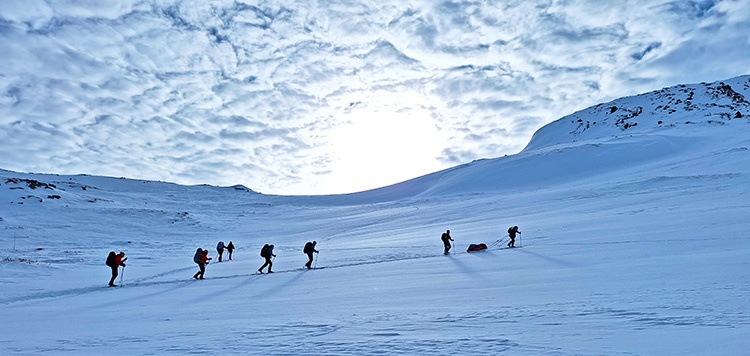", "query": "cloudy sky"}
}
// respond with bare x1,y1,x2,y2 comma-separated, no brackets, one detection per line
1,0,748,195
